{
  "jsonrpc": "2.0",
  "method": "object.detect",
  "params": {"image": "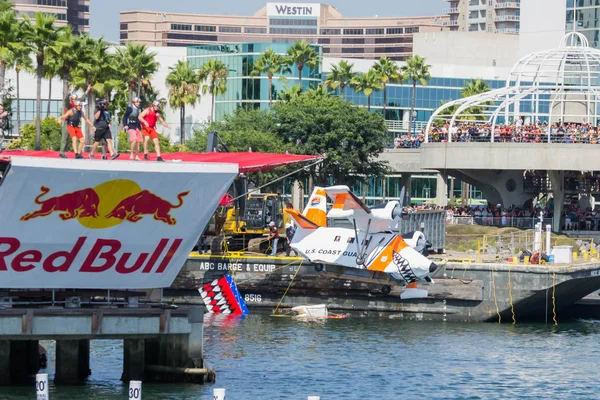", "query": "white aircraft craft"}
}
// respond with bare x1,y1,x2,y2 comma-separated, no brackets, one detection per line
285,185,439,298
